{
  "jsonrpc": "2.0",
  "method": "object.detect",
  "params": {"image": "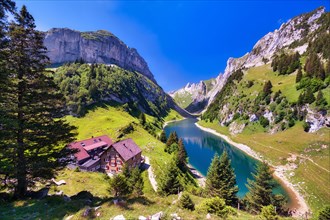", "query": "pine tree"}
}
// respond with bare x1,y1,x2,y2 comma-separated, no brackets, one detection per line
0,5,76,198
304,89,316,104
179,192,195,210
296,66,303,83
205,152,239,206
304,52,324,78
316,90,327,108
139,112,146,126
130,167,144,196
244,162,278,213
177,138,188,170
158,157,182,195
263,80,273,97
159,130,167,143
108,174,129,197
0,0,16,190
166,131,178,147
